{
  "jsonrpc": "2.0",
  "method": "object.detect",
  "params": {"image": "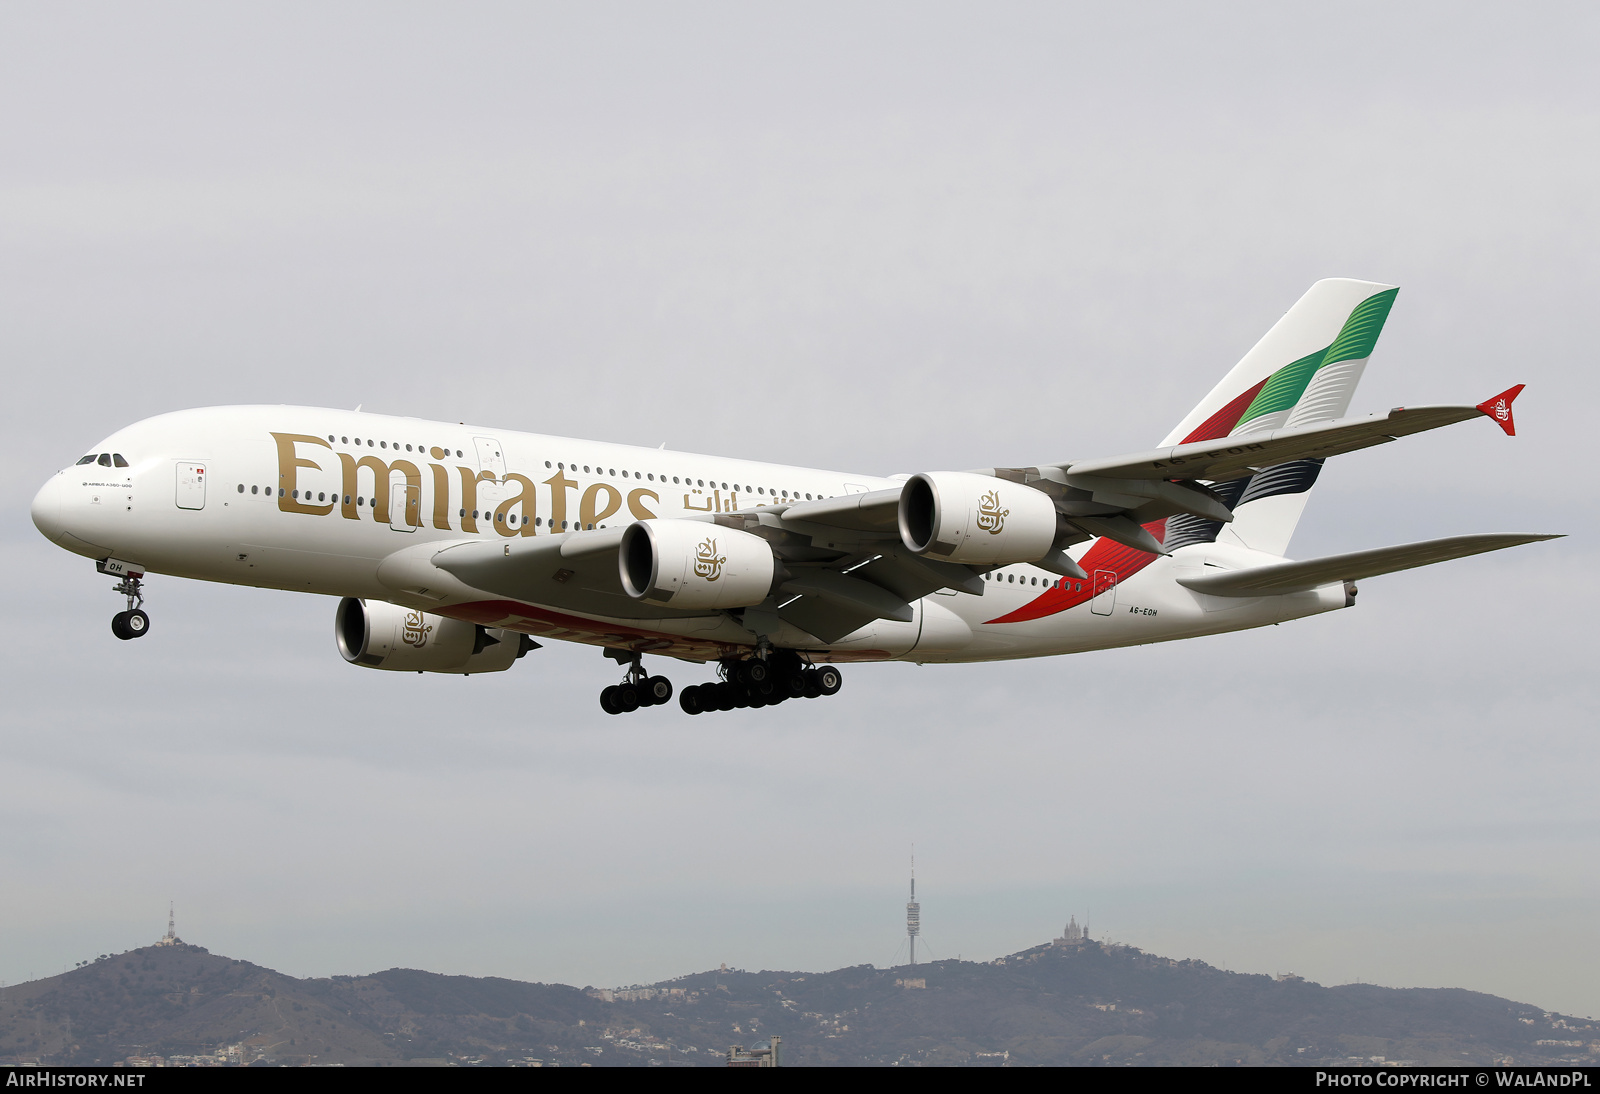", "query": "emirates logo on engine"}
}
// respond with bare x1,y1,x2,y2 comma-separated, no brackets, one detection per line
693,537,727,582
402,610,433,647
975,489,1010,535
